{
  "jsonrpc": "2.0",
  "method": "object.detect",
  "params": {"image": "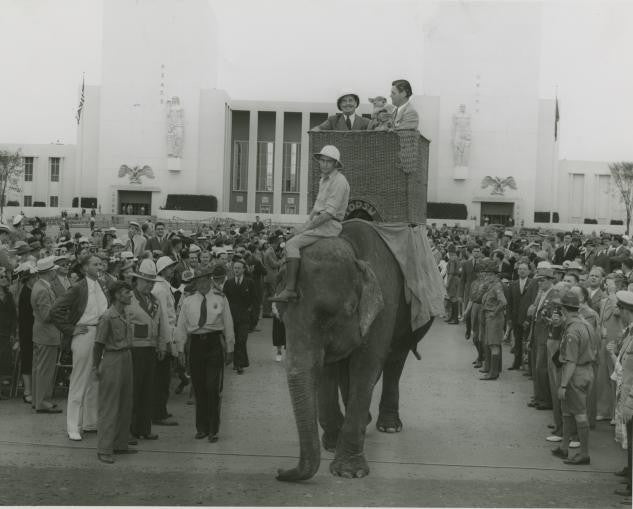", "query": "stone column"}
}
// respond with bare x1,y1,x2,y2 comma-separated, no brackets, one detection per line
273,111,283,215
299,112,310,215
247,110,258,213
